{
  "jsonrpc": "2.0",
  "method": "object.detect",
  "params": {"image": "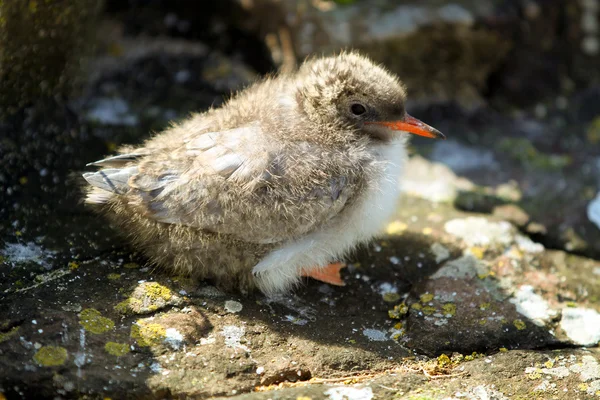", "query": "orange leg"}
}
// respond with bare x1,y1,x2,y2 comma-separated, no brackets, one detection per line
301,262,346,286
